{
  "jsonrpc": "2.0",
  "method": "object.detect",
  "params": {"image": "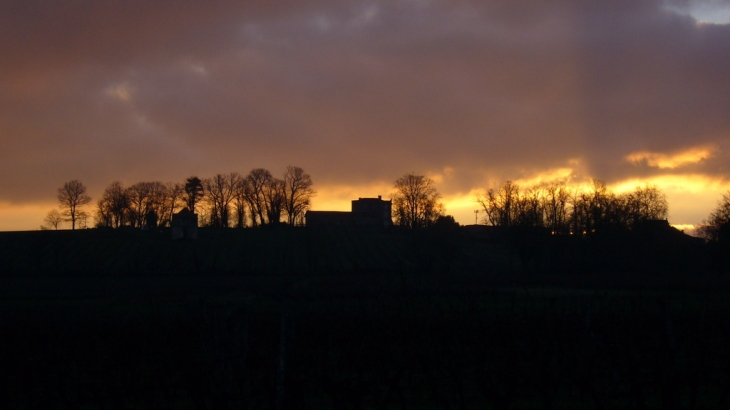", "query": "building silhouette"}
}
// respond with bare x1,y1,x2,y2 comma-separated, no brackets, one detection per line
171,208,198,239
306,196,393,228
